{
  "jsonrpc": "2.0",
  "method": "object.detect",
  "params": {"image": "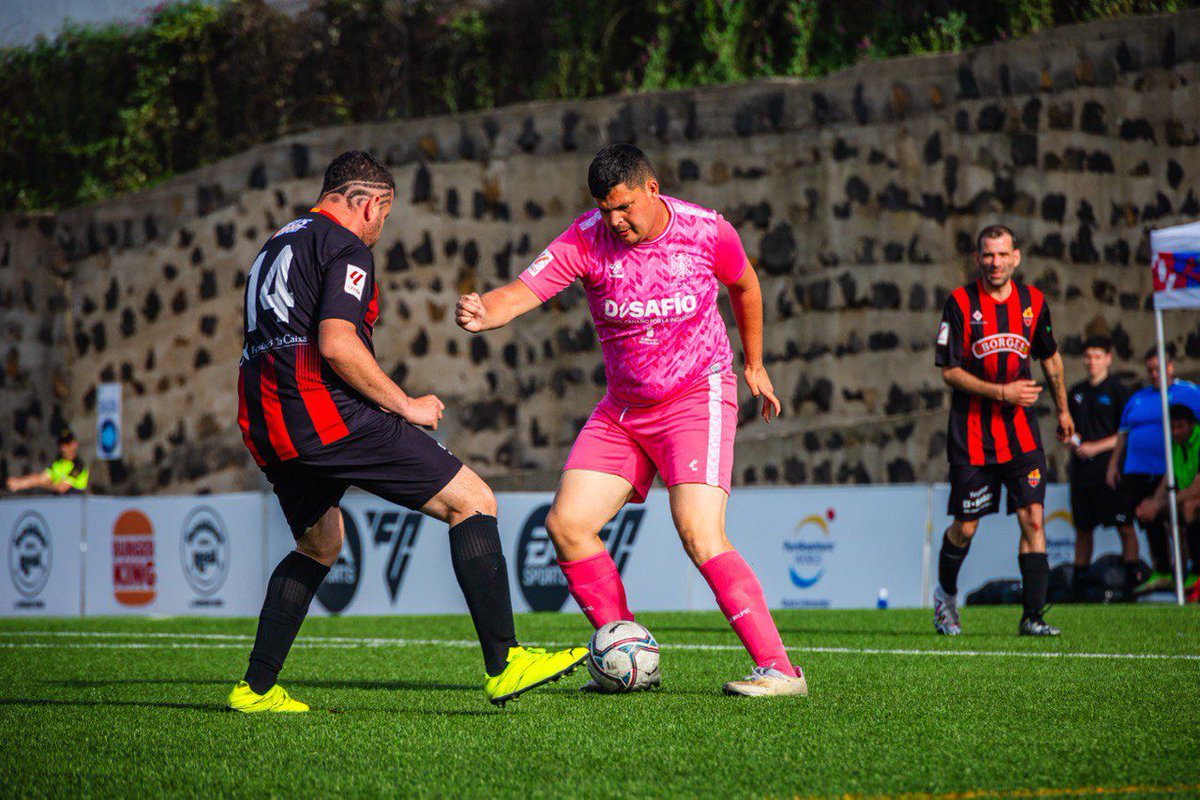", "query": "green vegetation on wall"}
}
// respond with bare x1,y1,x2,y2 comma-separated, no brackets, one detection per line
1,0,1193,210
